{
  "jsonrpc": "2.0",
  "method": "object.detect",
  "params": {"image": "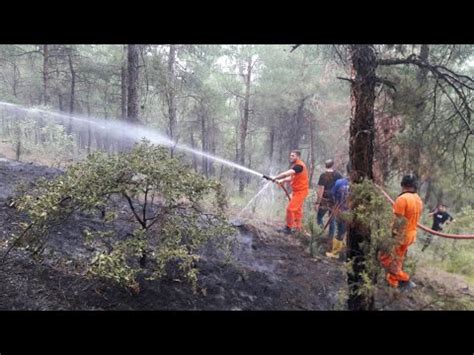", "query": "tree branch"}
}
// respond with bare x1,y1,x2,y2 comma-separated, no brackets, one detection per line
123,193,146,229
375,77,397,91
